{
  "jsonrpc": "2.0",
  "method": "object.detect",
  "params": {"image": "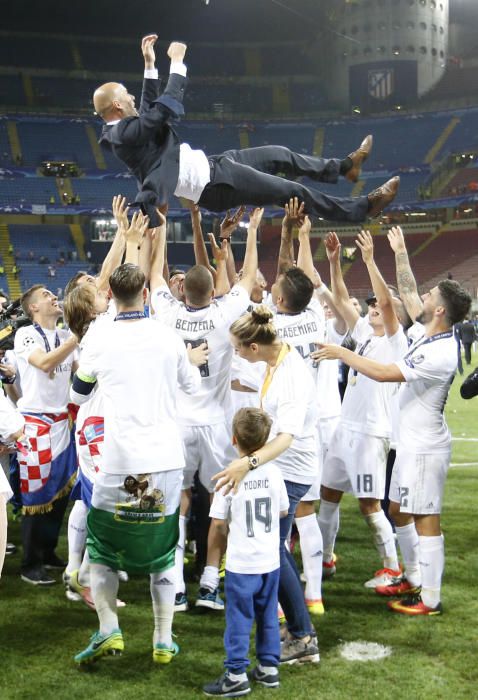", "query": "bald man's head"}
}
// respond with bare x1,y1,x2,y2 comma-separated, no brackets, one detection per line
93,82,138,121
